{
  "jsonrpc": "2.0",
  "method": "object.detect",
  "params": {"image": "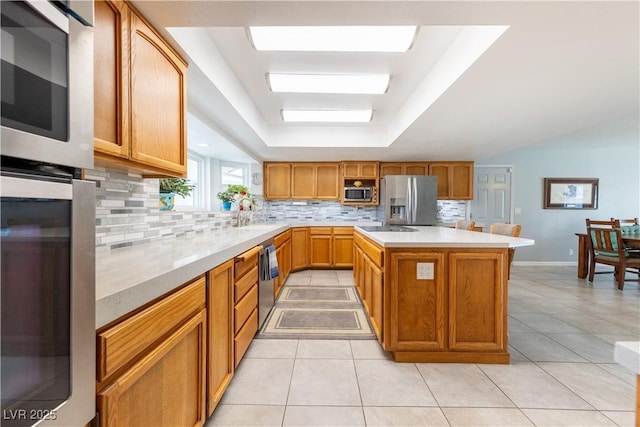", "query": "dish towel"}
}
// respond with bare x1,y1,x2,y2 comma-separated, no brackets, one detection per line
266,244,279,279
